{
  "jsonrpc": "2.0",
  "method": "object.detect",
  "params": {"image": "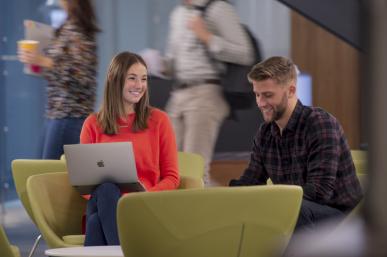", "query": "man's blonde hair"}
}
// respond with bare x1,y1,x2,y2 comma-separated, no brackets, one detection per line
248,56,297,85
